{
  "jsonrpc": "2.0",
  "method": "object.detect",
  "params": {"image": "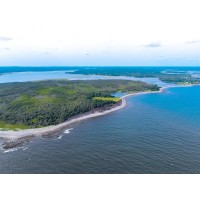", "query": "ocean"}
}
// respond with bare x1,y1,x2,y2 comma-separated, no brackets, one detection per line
0,84,200,173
